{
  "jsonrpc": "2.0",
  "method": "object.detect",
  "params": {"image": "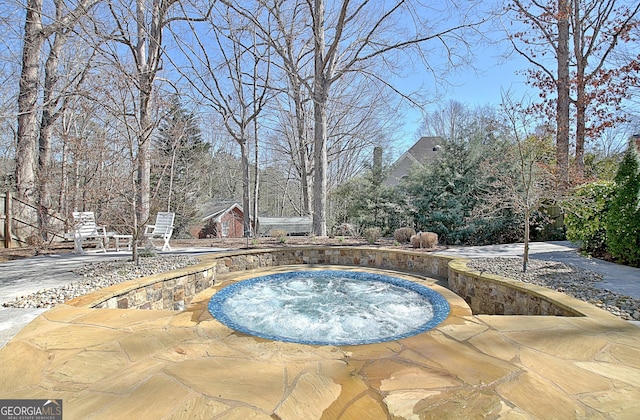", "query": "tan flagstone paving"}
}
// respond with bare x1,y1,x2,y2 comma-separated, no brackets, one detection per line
160,396,233,419
329,391,388,420
573,361,640,388
0,265,639,419
411,388,510,419
101,374,193,419
496,371,591,419
607,342,640,369
467,328,520,362
578,387,640,420
0,341,50,393
274,371,342,419
517,347,612,394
